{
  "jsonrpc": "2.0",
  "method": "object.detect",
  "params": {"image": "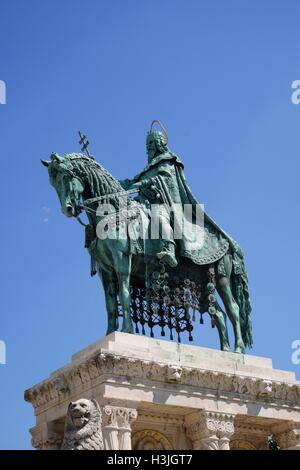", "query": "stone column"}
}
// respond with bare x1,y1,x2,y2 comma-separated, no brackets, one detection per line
30,422,62,450
185,411,235,450
118,408,138,450
272,421,300,450
102,405,137,450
